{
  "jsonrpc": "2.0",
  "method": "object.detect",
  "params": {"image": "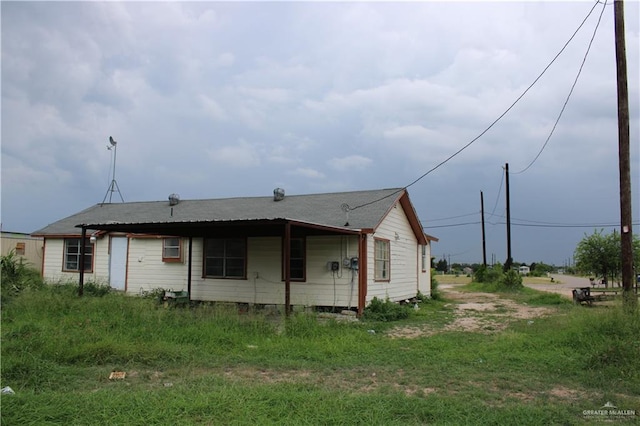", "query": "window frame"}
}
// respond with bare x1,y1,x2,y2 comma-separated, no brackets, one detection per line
202,237,247,279
15,242,26,256
374,238,390,282
162,237,182,263
282,236,306,282
62,238,94,273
